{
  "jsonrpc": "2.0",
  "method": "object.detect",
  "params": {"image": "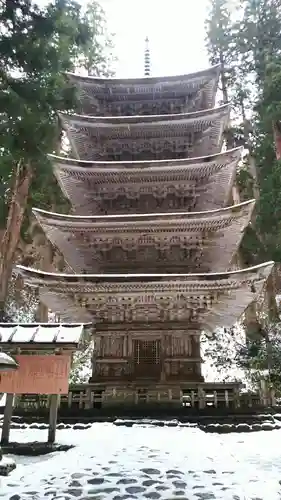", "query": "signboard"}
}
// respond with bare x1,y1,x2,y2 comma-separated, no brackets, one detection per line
0,355,71,395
